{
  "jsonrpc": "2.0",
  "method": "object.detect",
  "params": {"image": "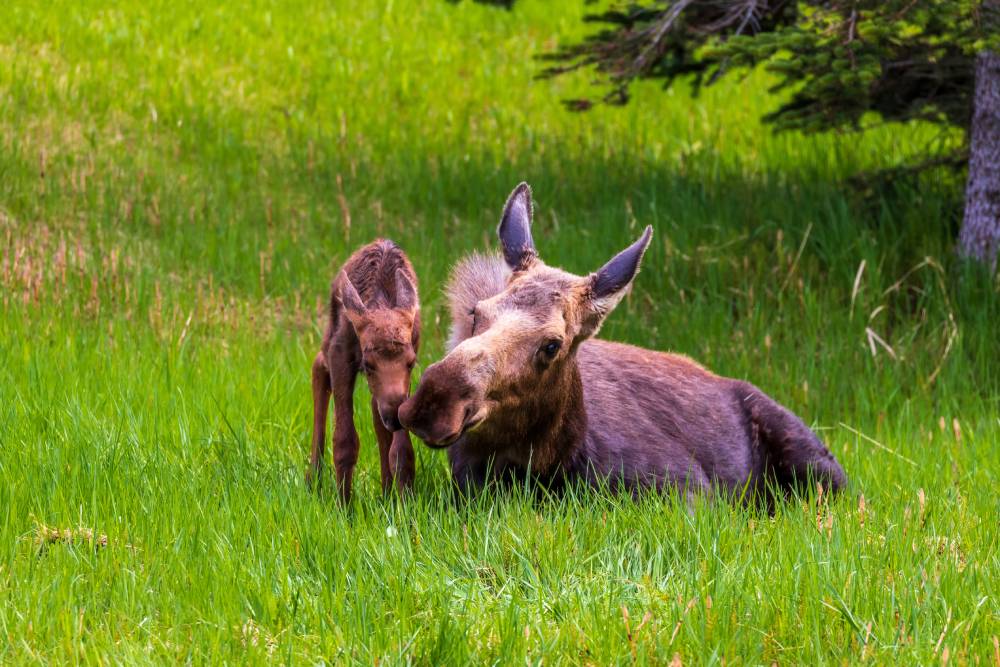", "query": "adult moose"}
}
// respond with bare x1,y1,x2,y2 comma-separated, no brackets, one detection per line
399,184,846,502
308,239,420,503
